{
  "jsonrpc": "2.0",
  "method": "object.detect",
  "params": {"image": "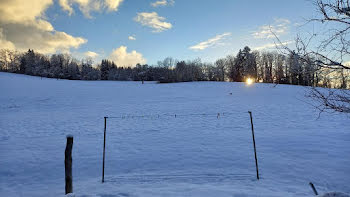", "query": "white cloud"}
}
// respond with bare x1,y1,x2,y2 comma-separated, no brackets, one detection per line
252,18,291,39
151,0,174,7
128,35,136,40
2,24,87,53
84,51,99,58
0,0,53,24
59,0,74,15
105,0,124,11
134,12,172,33
58,0,124,18
189,32,231,51
0,0,87,54
253,41,293,51
109,46,146,67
